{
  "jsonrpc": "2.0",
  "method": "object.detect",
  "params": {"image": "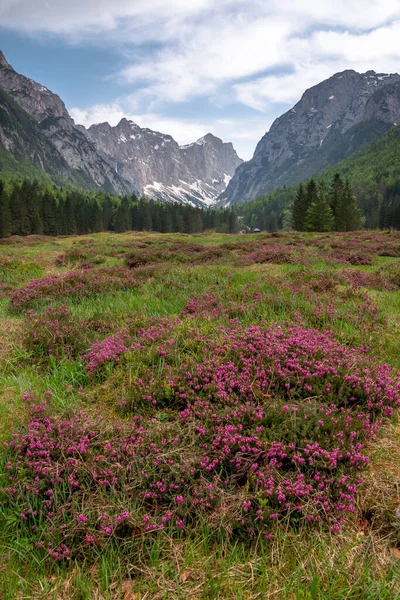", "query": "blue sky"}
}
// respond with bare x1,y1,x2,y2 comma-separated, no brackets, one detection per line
1,1,400,159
